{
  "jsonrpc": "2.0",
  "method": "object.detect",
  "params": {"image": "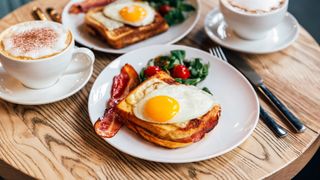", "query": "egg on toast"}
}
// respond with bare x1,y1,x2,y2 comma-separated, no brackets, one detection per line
116,72,221,148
